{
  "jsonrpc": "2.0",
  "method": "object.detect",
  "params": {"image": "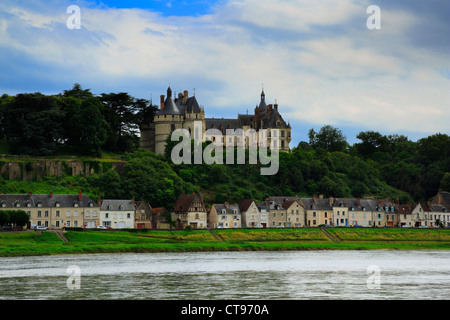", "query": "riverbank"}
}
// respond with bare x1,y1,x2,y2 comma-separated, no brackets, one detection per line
1,228,449,257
